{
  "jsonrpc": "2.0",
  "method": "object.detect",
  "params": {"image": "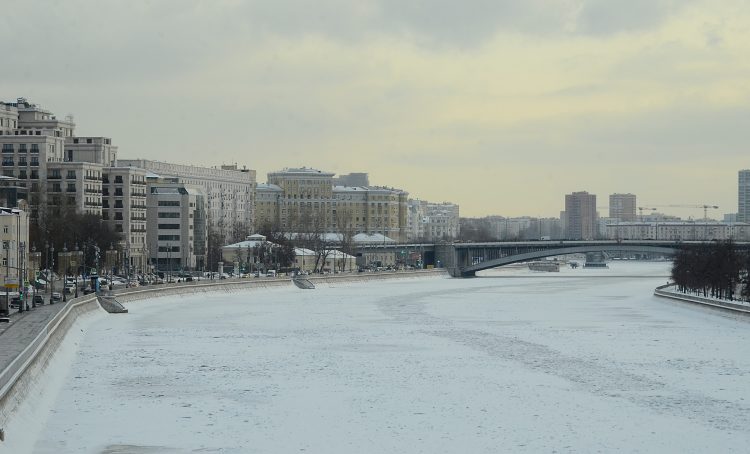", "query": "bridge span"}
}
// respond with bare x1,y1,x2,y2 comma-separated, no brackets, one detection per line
357,240,750,277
